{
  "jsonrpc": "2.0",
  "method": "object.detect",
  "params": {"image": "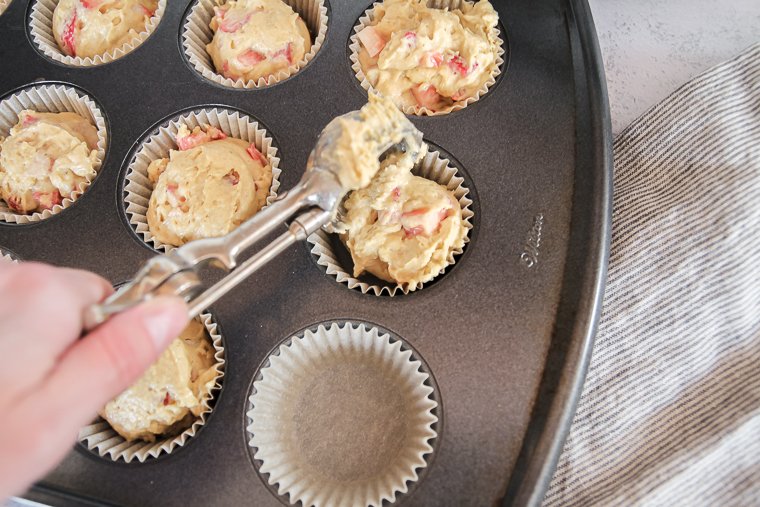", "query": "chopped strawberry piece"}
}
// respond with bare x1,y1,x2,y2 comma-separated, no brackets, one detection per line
219,11,251,32
21,113,38,127
34,190,62,211
402,207,429,217
206,126,227,140
420,51,443,68
162,392,173,406
246,143,266,164
177,131,207,150
177,127,224,150
403,225,425,238
80,0,99,9
357,26,387,58
401,206,449,238
6,195,23,212
139,4,155,16
391,187,400,201
223,169,240,186
62,13,77,57
237,49,266,67
411,84,442,110
221,60,240,80
166,182,179,194
447,55,470,76
402,31,417,48
272,43,293,64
